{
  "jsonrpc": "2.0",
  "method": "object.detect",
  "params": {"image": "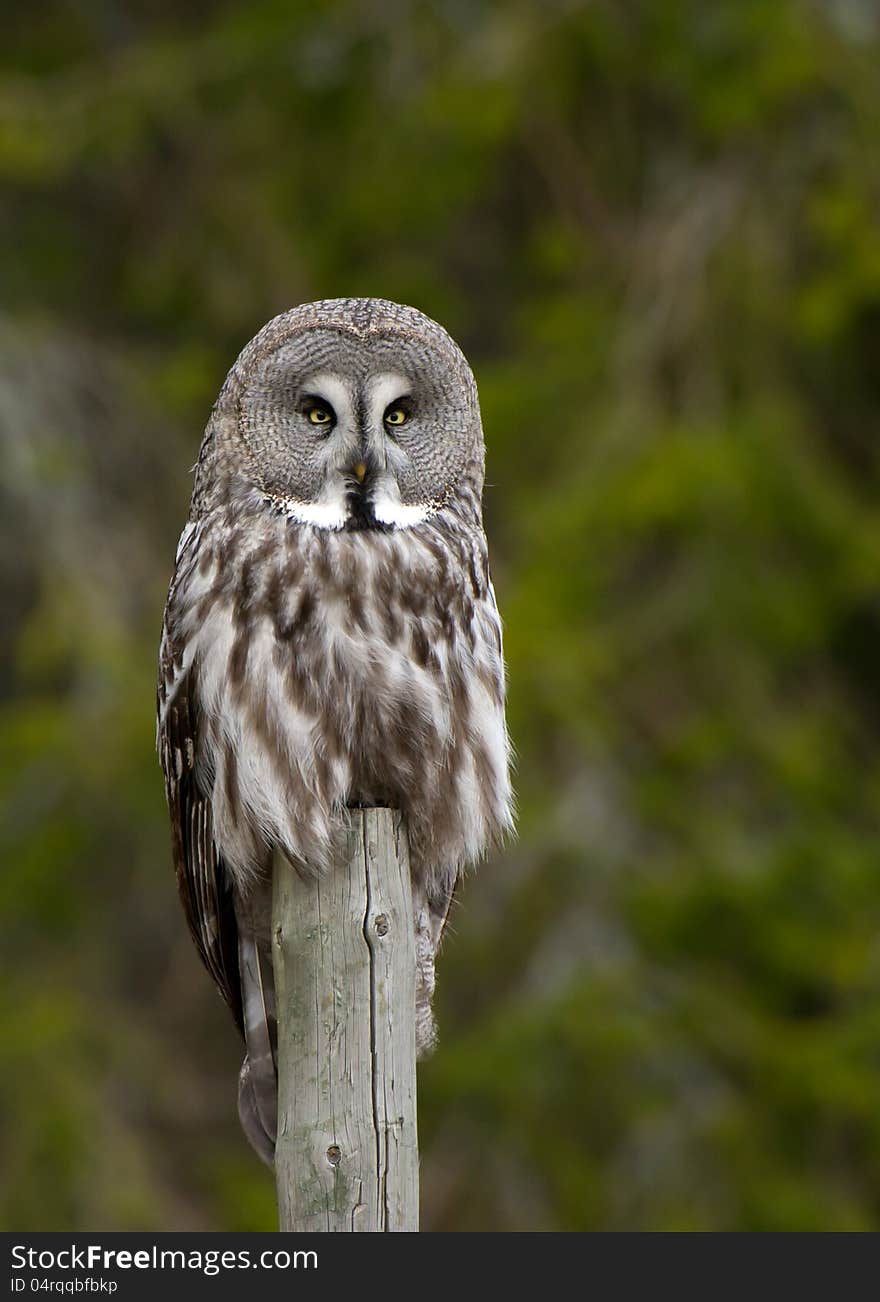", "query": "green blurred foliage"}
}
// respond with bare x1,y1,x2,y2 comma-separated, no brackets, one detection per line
2,0,879,1231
